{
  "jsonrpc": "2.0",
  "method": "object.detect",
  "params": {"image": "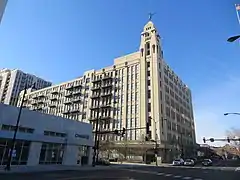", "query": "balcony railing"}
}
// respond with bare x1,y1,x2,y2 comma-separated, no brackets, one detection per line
101,92,112,97
92,79,102,83
63,100,72,105
100,104,111,108
65,92,72,97
102,84,112,88
91,86,101,90
49,96,58,101
49,104,57,108
91,94,100,98
90,106,100,110
38,94,45,98
73,84,82,88
51,90,58,94
102,76,112,80
65,86,74,90
72,91,81,96
72,98,81,103
69,109,81,114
